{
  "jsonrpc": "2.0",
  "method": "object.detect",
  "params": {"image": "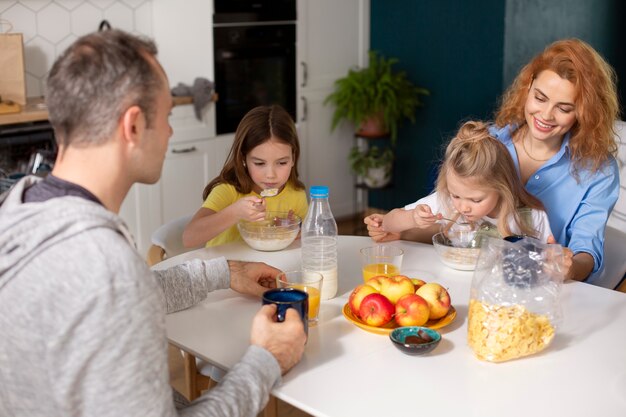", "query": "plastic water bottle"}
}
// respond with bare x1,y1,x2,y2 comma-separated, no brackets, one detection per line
301,185,338,300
